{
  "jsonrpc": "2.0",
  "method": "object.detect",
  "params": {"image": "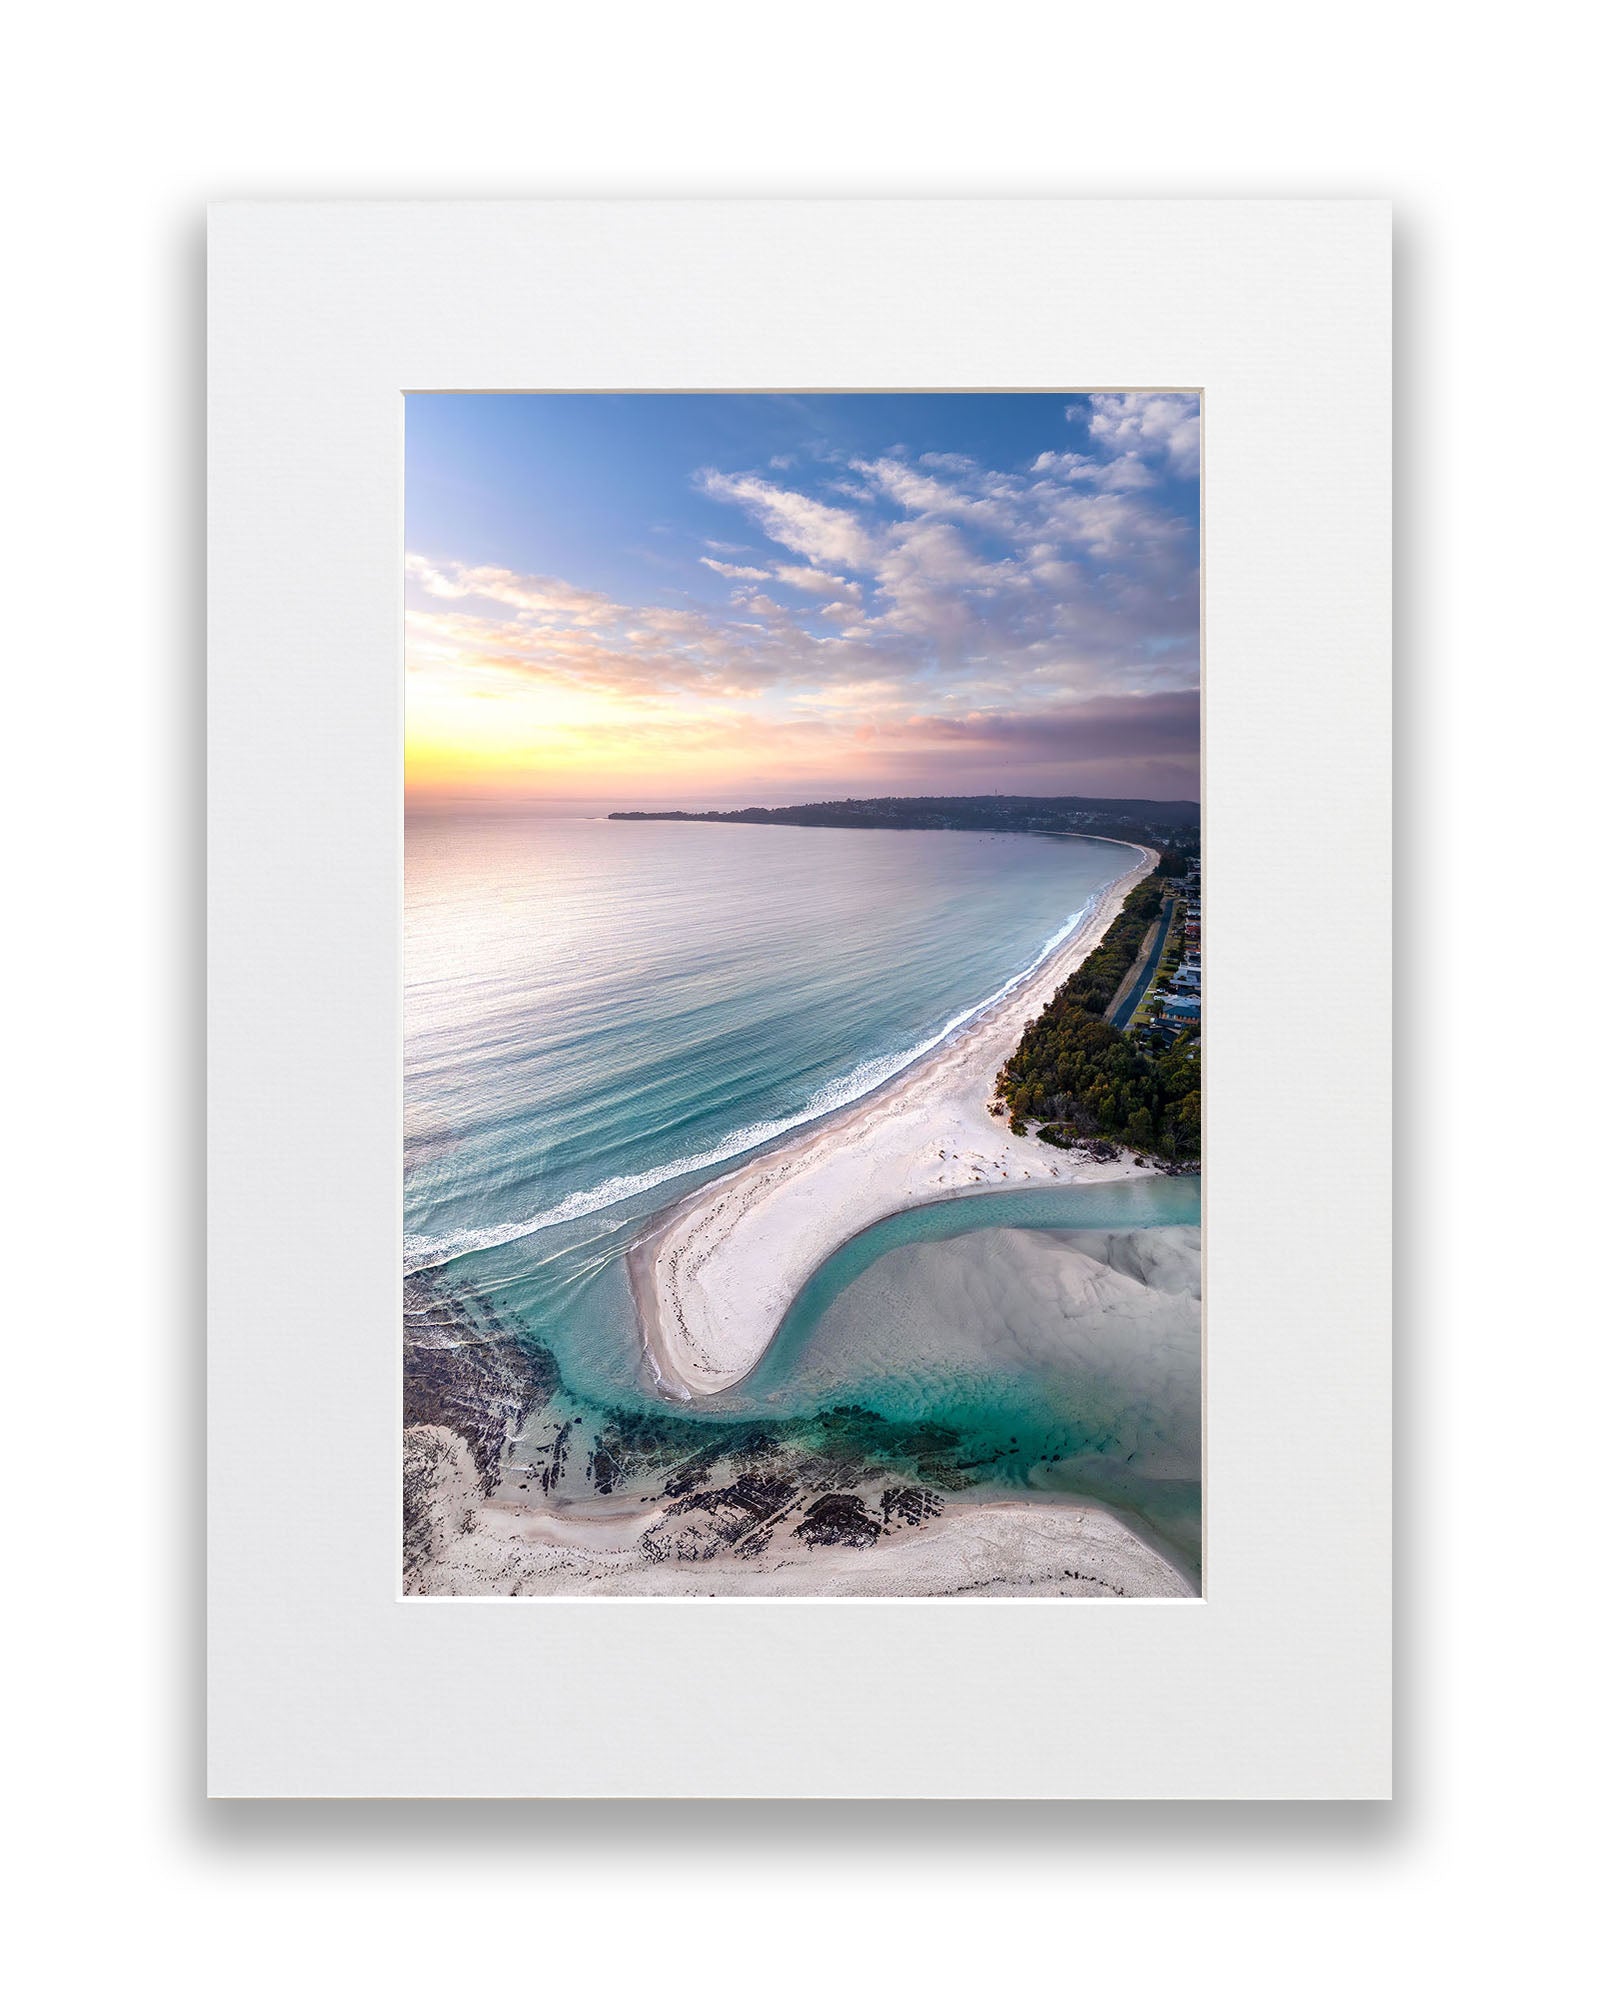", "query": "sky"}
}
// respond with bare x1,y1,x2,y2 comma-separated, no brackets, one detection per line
404,392,1200,808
